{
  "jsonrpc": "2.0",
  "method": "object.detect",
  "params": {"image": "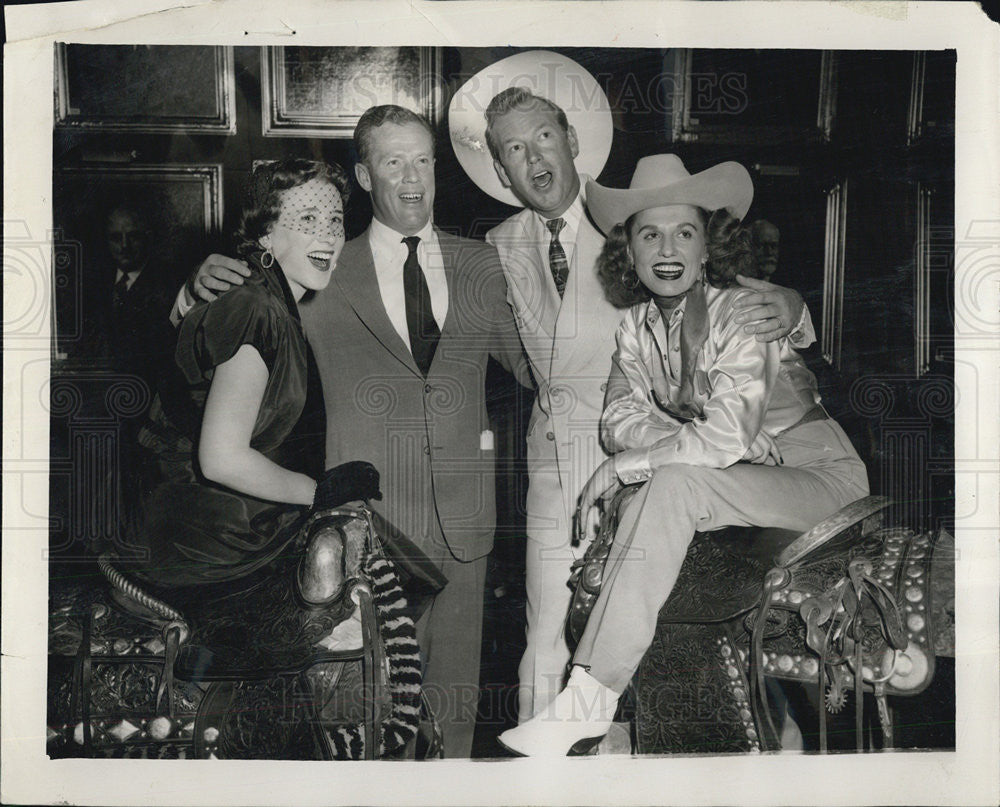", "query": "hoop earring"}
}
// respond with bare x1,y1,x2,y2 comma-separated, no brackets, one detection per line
261,250,274,269
620,245,641,290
